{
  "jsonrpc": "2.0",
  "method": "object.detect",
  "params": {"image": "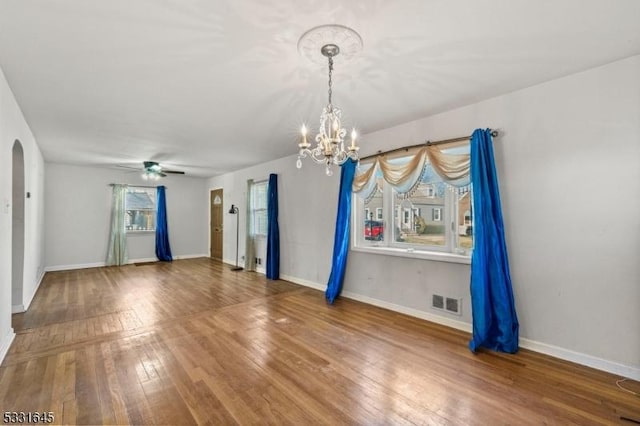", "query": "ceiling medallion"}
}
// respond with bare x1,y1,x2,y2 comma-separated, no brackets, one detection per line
298,24,363,66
